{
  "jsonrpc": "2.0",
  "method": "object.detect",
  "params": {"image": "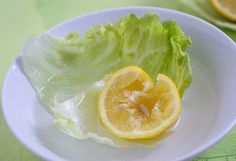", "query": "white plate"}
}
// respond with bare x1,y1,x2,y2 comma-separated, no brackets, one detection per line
2,7,236,161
